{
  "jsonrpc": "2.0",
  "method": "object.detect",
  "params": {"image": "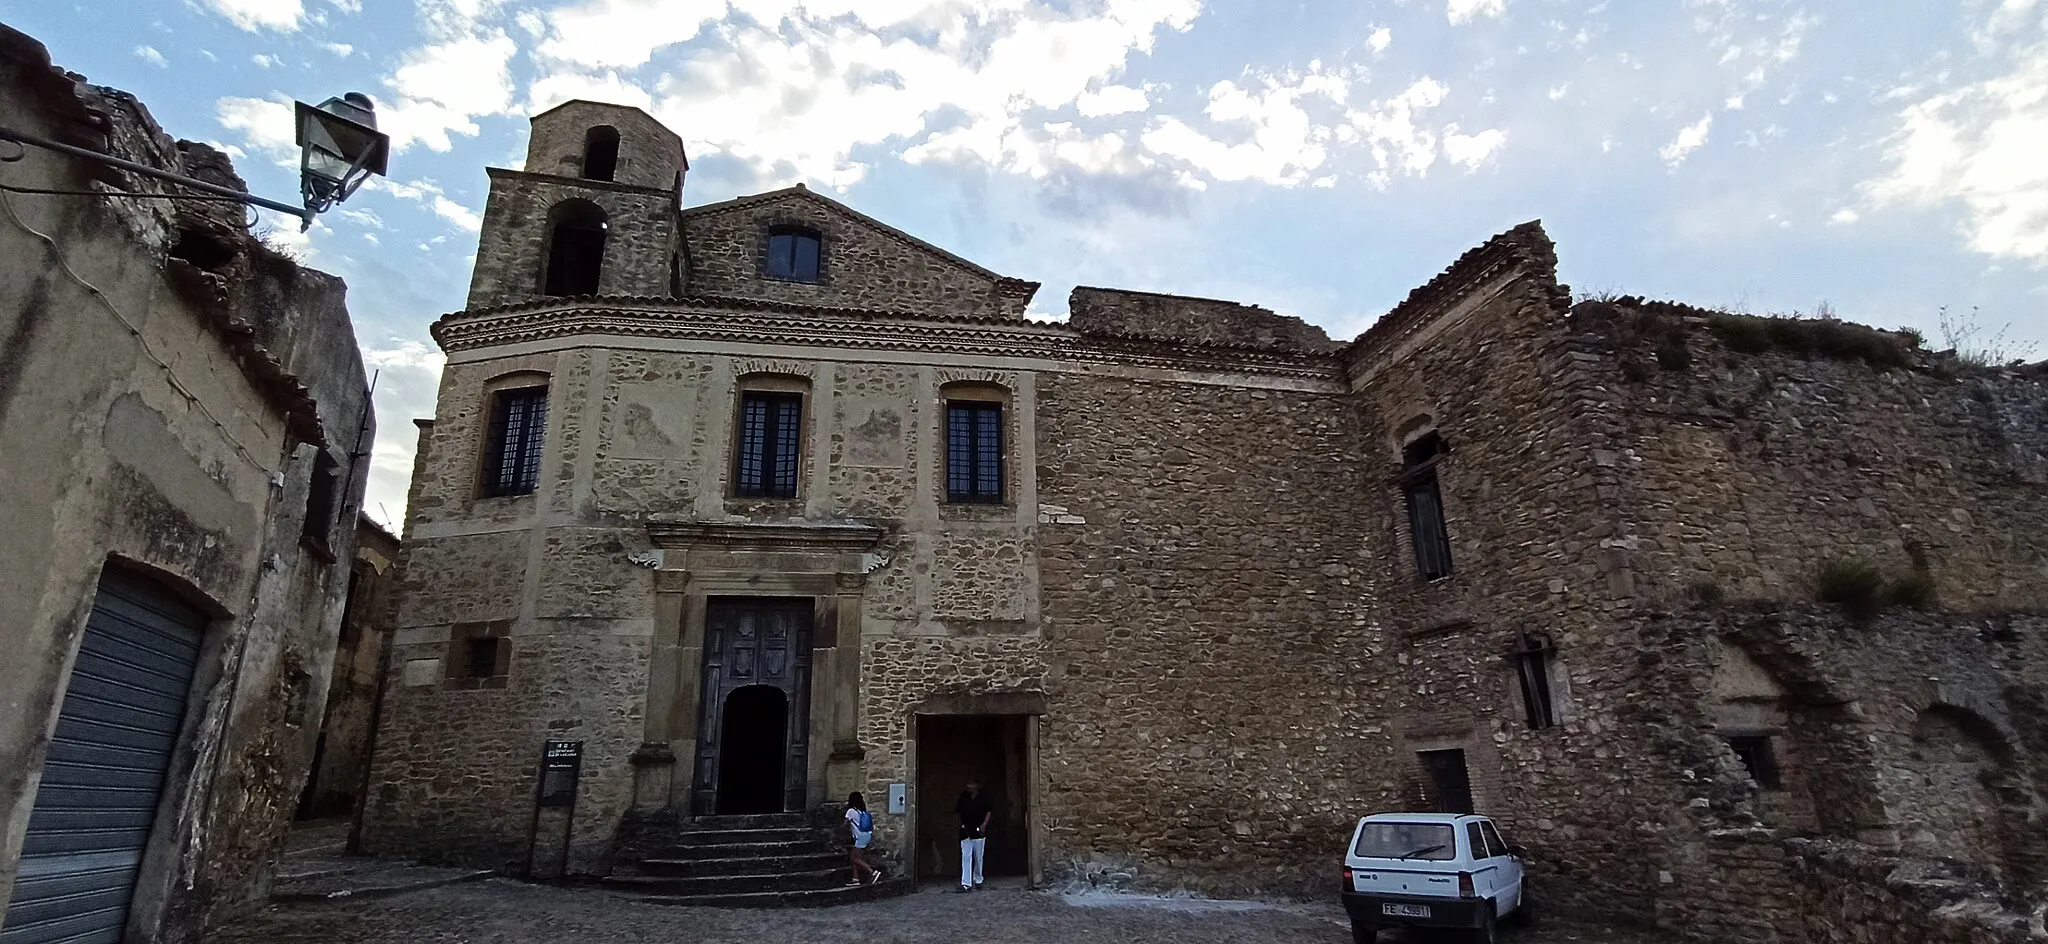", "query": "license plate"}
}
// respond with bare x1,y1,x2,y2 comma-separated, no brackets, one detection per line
1382,903,1431,918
